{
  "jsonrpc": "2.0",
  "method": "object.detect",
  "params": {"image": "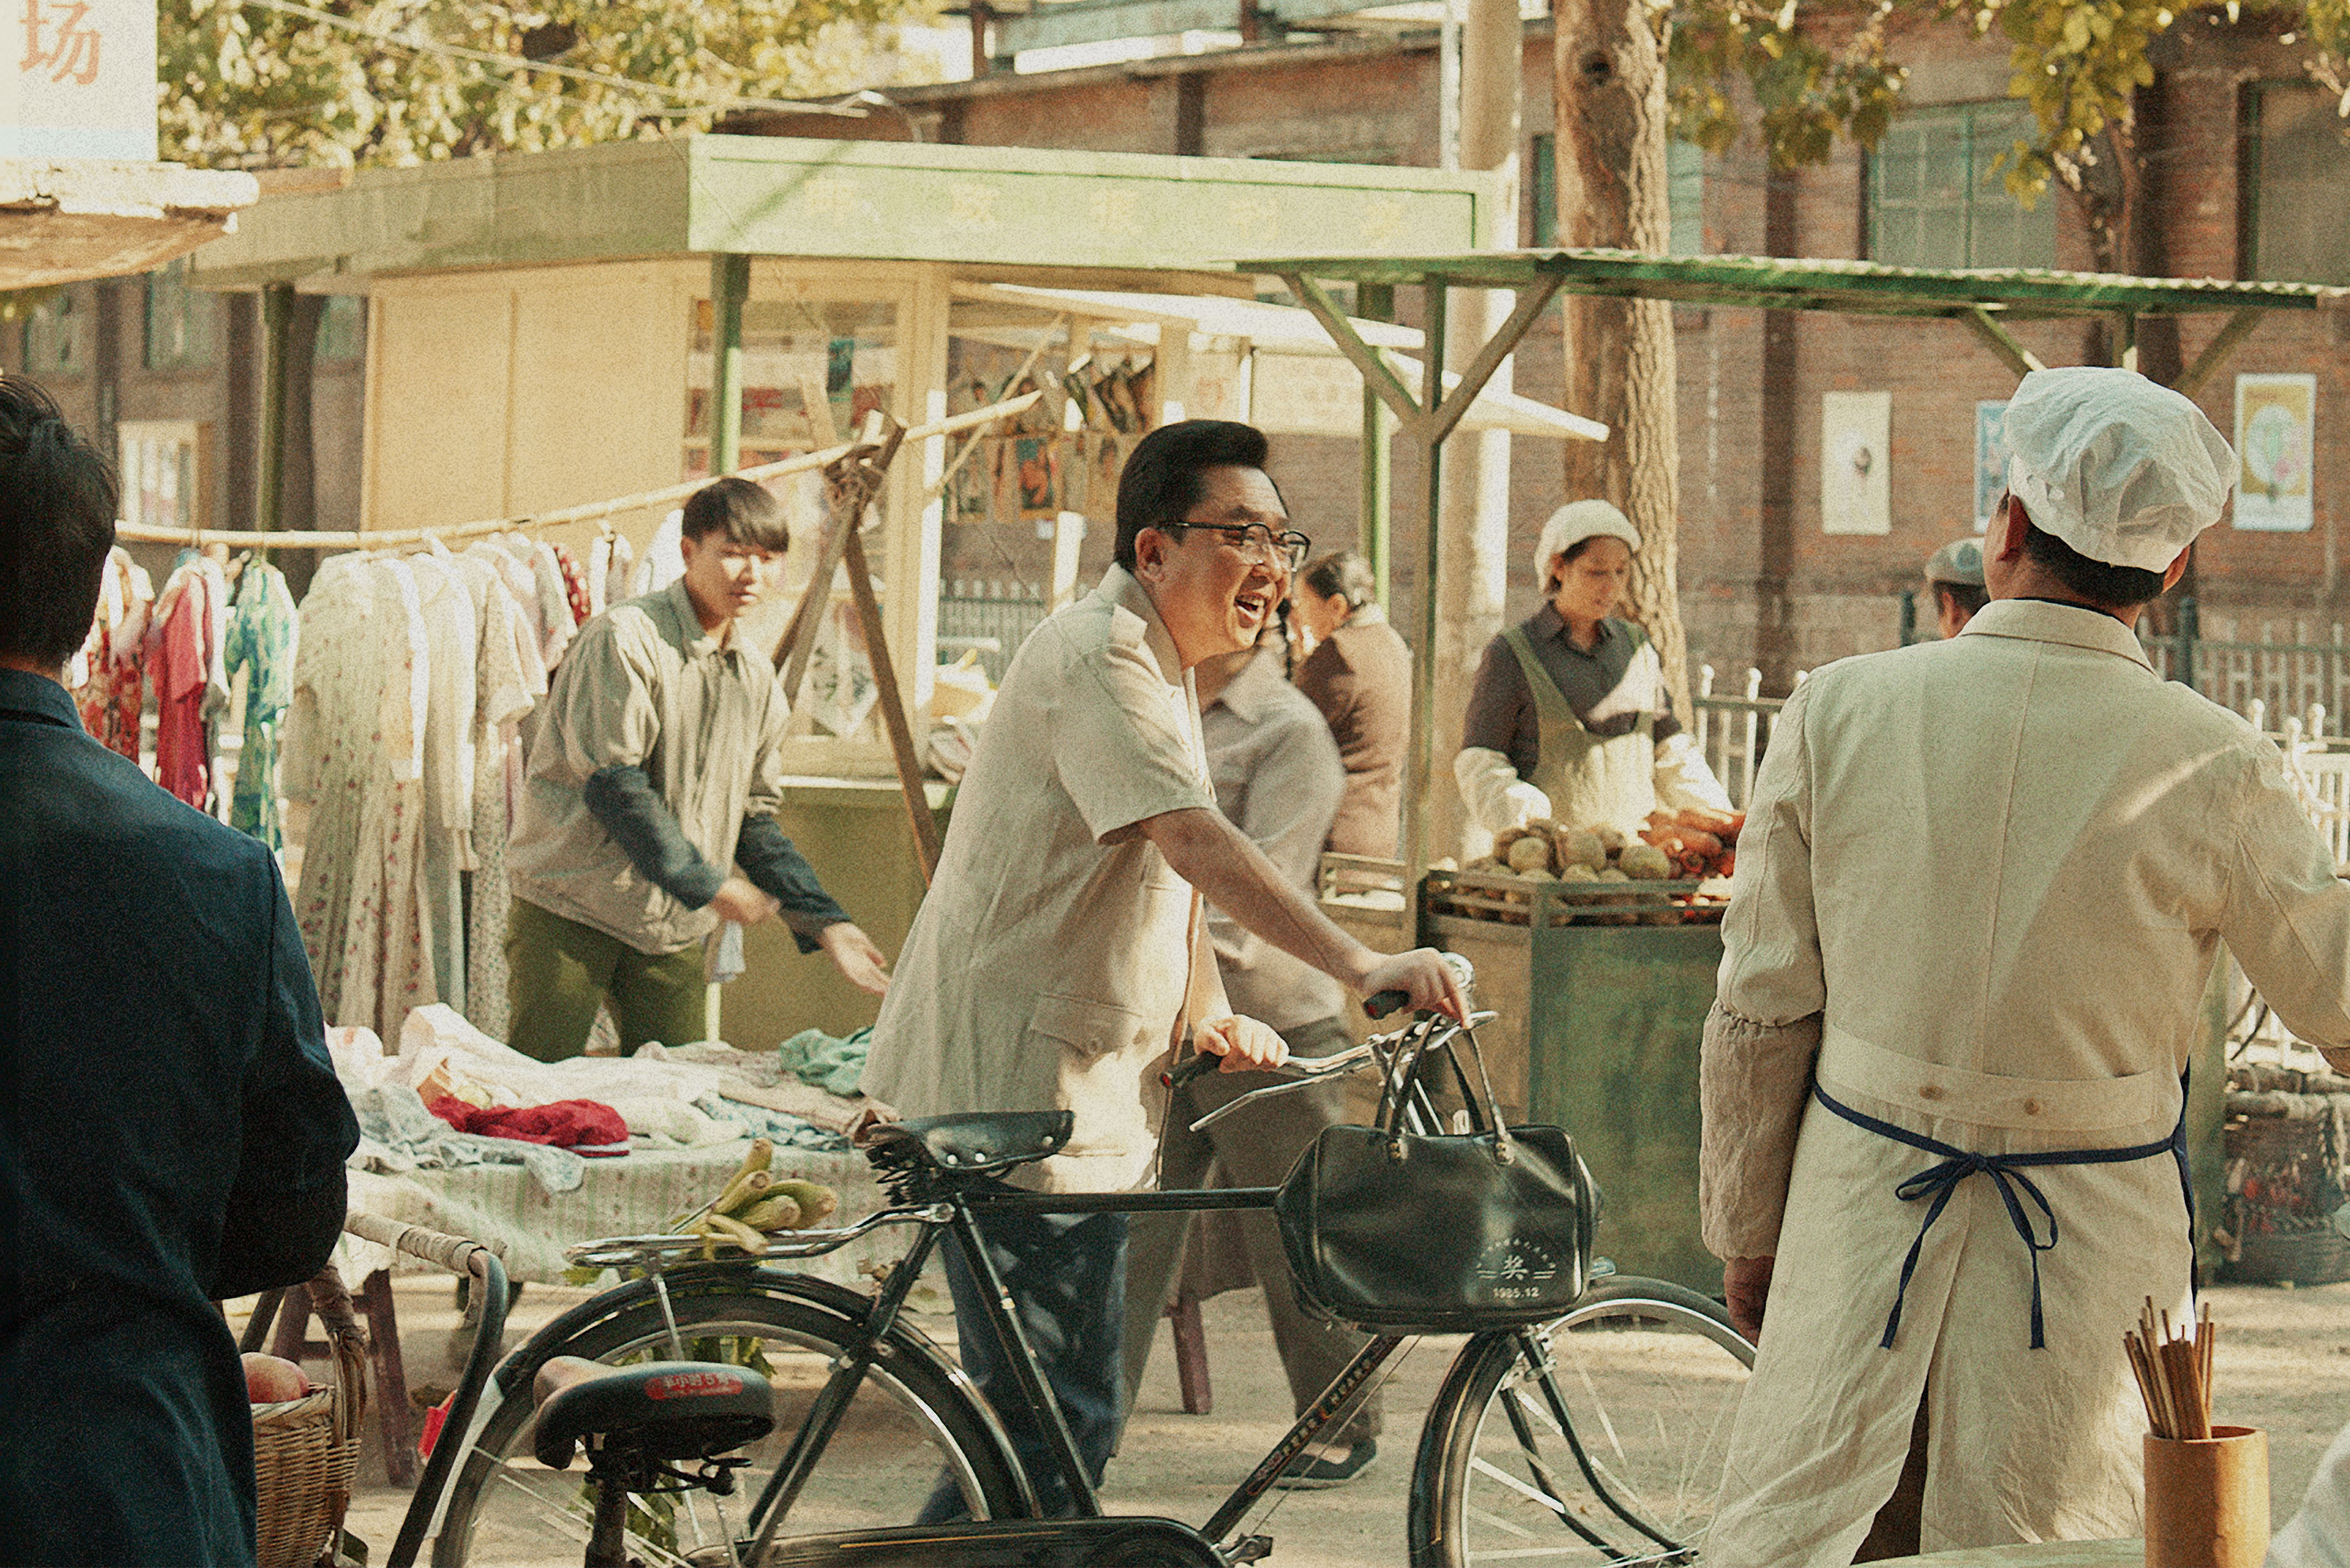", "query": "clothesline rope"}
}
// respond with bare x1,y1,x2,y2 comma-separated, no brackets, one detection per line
114,391,1045,551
